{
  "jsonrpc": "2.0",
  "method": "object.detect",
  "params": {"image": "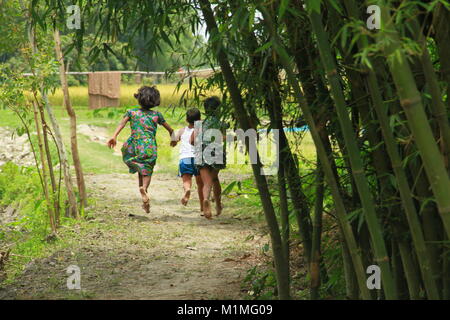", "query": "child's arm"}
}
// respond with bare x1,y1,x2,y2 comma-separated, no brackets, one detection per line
162,122,175,141
170,128,184,147
190,128,199,146
107,116,129,149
